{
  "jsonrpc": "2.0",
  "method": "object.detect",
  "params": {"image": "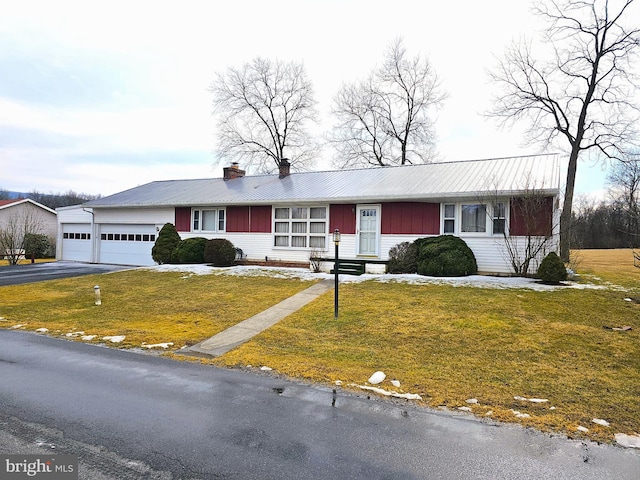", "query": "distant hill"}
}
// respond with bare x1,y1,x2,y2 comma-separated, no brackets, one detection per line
0,189,101,209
